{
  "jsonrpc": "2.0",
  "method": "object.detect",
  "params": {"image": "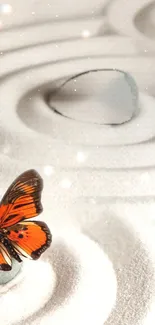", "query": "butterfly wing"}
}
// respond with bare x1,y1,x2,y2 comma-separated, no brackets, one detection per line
0,169,43,228
6,221,52,260
0,243,12,271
